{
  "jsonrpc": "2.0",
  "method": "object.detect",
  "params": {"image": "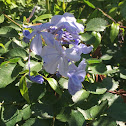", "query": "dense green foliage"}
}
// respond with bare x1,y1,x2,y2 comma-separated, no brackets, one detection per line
0,0,126,126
